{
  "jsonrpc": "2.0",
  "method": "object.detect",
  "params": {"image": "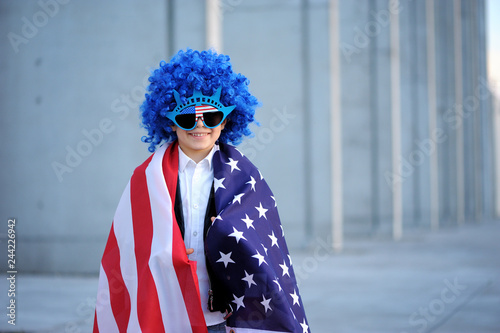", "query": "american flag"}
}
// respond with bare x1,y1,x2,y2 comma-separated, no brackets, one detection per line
180,105,219,118
206,144,310,333
93,142,309,333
